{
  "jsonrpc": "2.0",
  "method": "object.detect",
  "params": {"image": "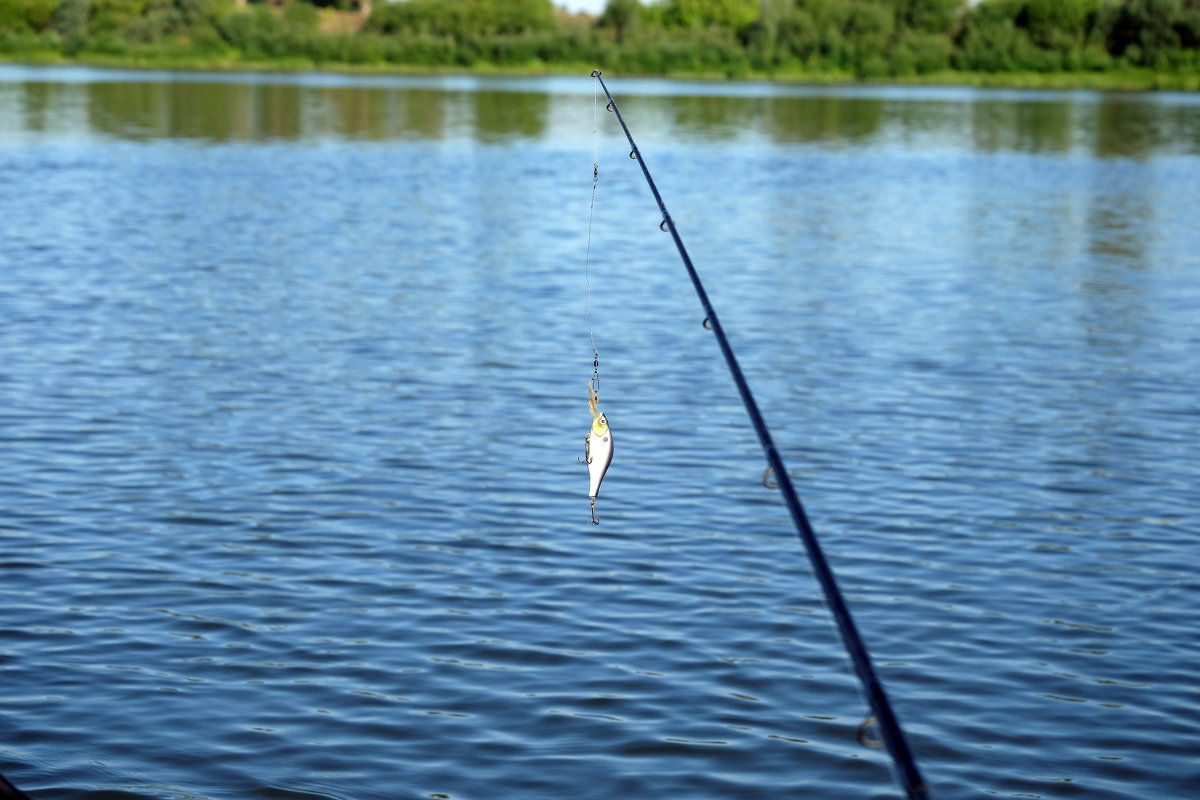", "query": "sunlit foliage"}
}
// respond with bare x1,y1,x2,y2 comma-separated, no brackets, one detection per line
1,0,1198,80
